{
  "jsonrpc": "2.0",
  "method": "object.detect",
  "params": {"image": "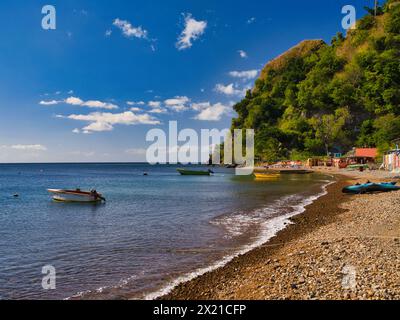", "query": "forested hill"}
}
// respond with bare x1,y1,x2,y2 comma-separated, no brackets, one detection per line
232,0,400,161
